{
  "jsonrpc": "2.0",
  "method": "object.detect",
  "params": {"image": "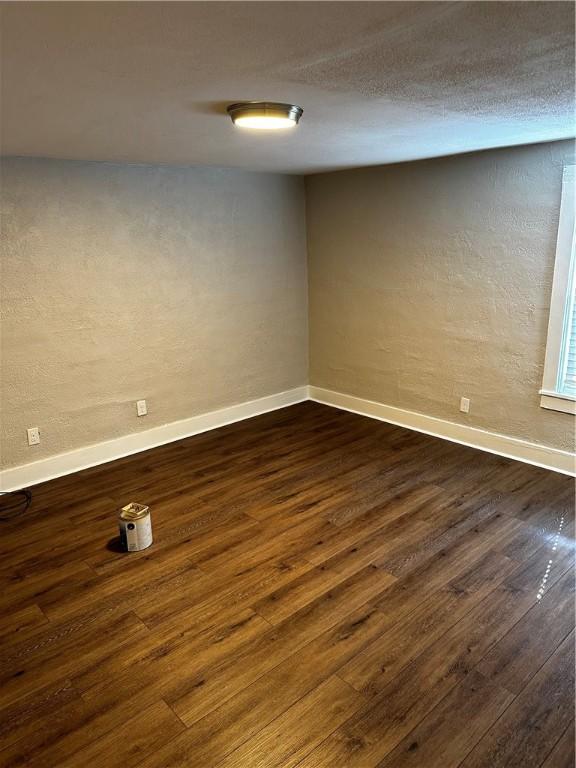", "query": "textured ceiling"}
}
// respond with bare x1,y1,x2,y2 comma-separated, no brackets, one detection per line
1,1,574,174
